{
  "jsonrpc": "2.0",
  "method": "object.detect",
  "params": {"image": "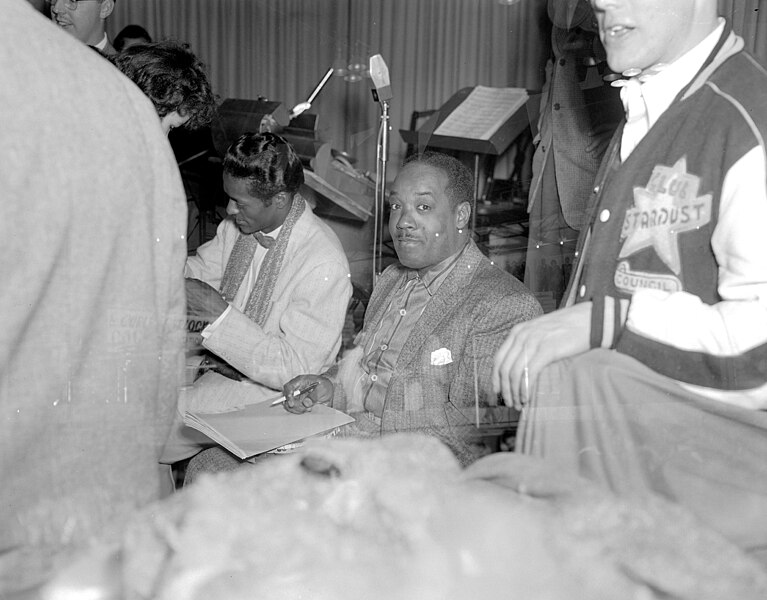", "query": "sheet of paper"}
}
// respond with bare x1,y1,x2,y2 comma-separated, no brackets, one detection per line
179,370,277,413
184,401,356,459
432,86,528,140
